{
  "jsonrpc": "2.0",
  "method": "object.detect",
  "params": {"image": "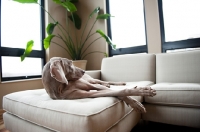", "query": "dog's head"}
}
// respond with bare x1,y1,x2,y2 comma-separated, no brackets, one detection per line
49,57,85,85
